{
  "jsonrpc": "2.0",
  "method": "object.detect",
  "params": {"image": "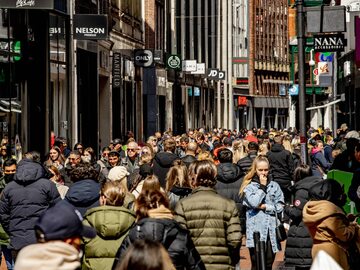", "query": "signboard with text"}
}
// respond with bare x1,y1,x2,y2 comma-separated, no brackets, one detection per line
166,54,181,70
0,0,54,9
73,15,108,40
314,34,346,52
134,49,154,67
